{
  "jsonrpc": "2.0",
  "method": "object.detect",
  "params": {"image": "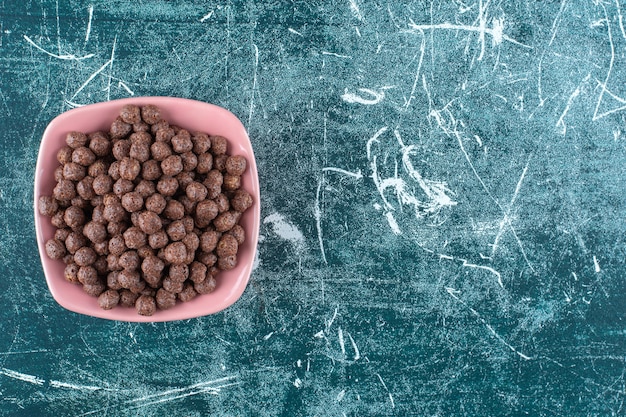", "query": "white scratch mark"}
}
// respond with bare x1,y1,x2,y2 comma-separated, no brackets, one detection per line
322,167,363,179
341,88,384,105
263,213,305,247
462,260,503,288
0,368,44,385
593,256,601,273
70,58,112,101
446,288,532,360
248,43,259,127
326,306,339,330
288,27,303,36
347,332,361,360
85,5,94,44
404,31,426,110
336,389,346,402
106,35,117,101
23,35,94,61
49,380,107,391
118,80,134,95
349,0,363,21
200,10,214,22
314,178,327,265
338,328,346,357
263,332,274,340
375,374,395,408
293,378,303,388
321,51,352,59
314,330,325,339
385,211,401,235
556,74,590,135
